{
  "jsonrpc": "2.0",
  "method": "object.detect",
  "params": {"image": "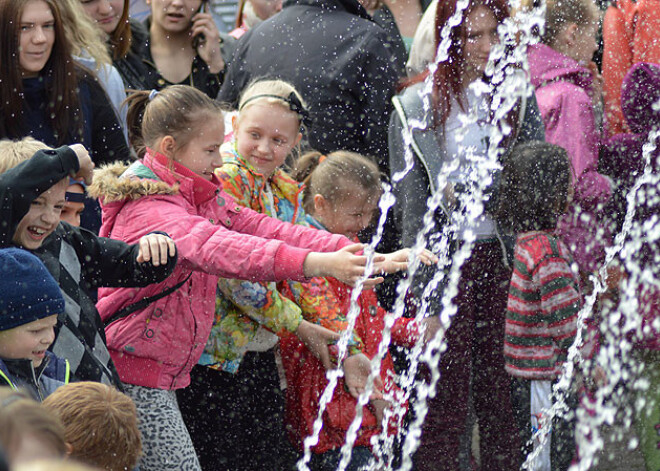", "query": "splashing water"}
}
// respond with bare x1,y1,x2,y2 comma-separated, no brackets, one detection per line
296,0,659,469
